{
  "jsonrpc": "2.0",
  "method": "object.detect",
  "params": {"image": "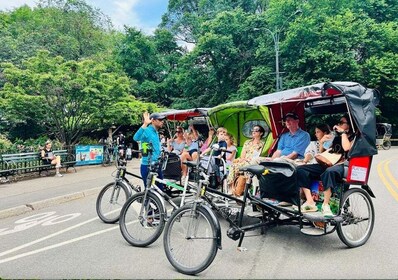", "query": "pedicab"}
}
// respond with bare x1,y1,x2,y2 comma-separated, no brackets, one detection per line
162,82,379,275
246,81,378,244
159,108,209,194
376,122,392,150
